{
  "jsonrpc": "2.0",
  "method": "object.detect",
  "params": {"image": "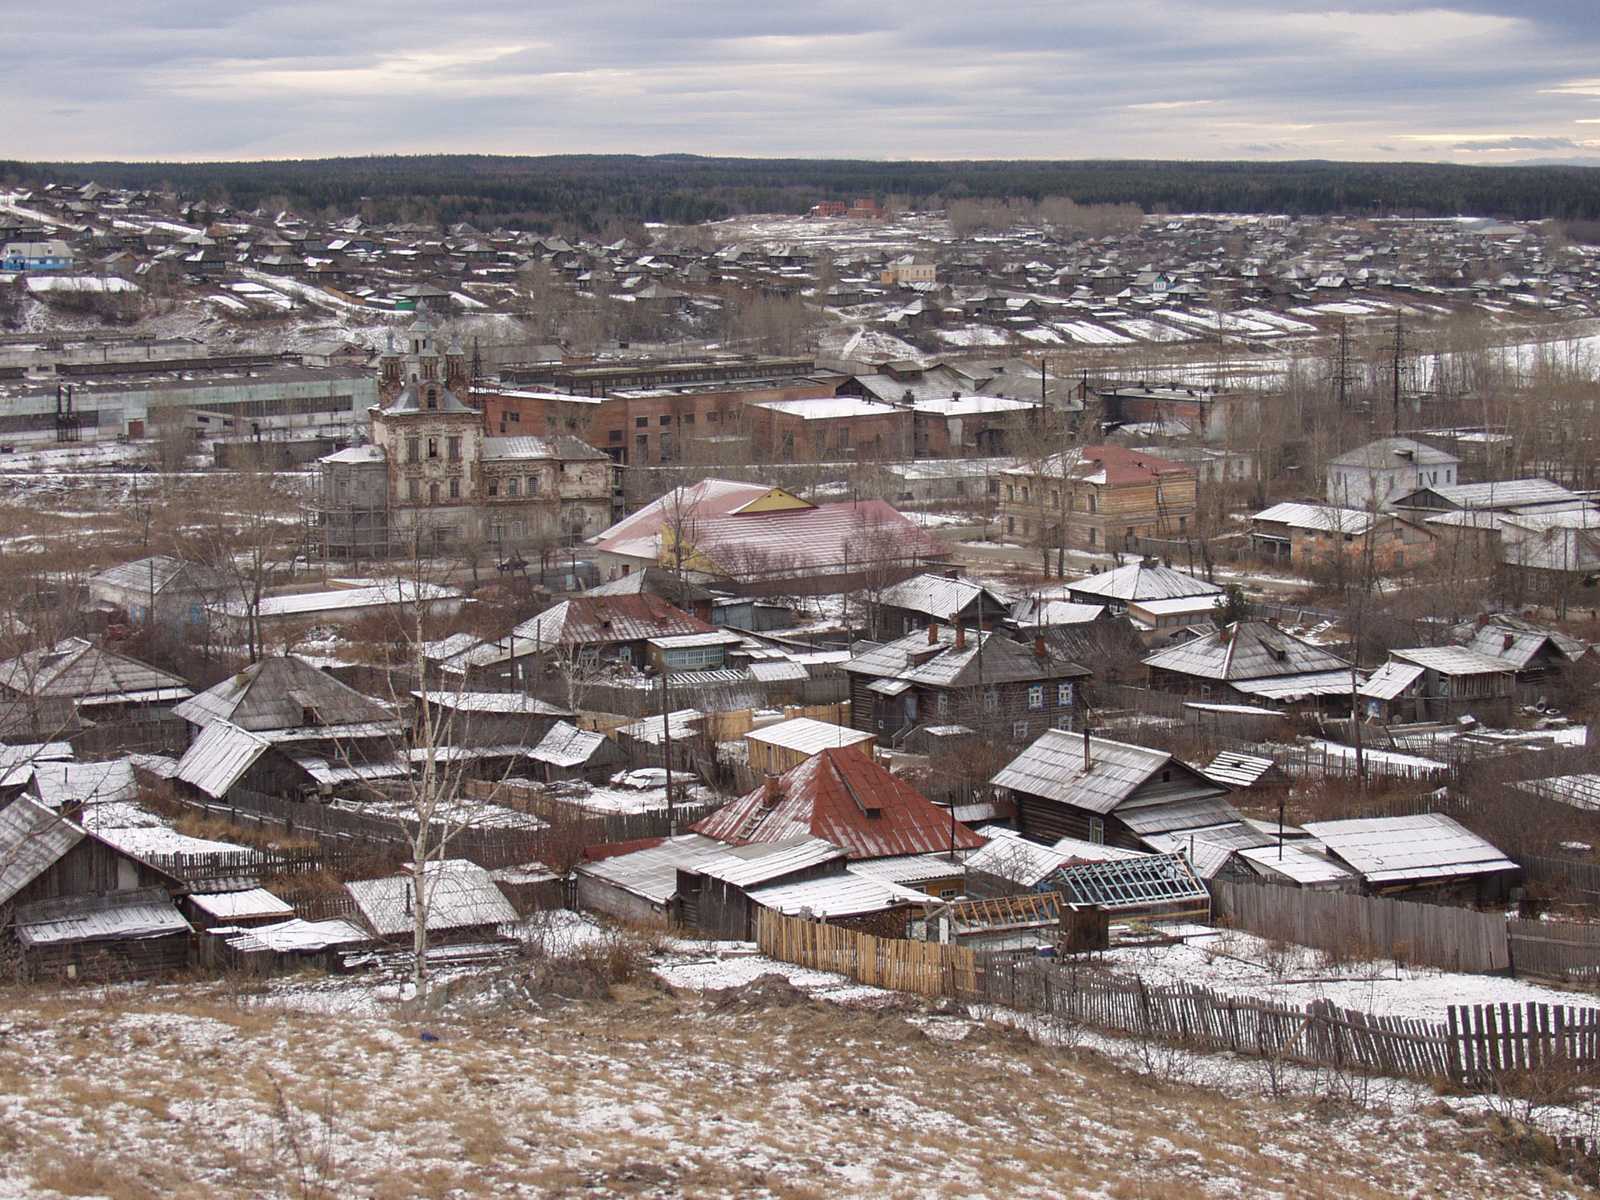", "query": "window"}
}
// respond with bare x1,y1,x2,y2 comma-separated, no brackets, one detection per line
1027,684,1044,710
429,482,440,503
1058,682,1075,707
635,416,648,428
526,476,539,496
781,432,795,461
447,437,461,462
1006,517,1015,534
426,386,438,410
407,479,420,501
1178,516,1187,532
608,430,622,442
1088,816,1105,845
427,437,439,460
487,480,499,497
660,432,675,462
659,415,672,426
507,479,519,497
508,410,520,422
837,427,851,451
1088,494,1097,514
936,692,949,715
707,410,720,423
448,478,460,499
1011,720,1030,741
983,687,999,712
1087,528,1097,547
406,437,420,463
683,413,695,426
